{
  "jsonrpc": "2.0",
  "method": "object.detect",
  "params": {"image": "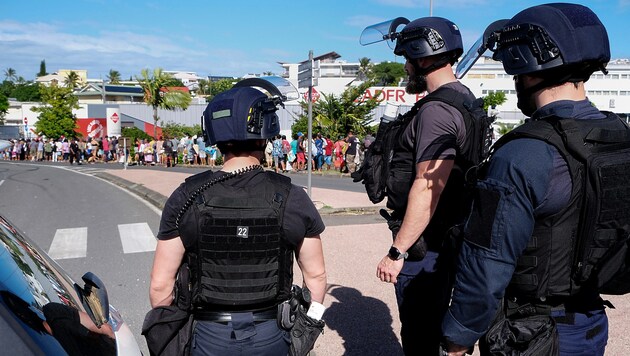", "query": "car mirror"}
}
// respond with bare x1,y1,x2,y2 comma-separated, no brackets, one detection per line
74,272,110,327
